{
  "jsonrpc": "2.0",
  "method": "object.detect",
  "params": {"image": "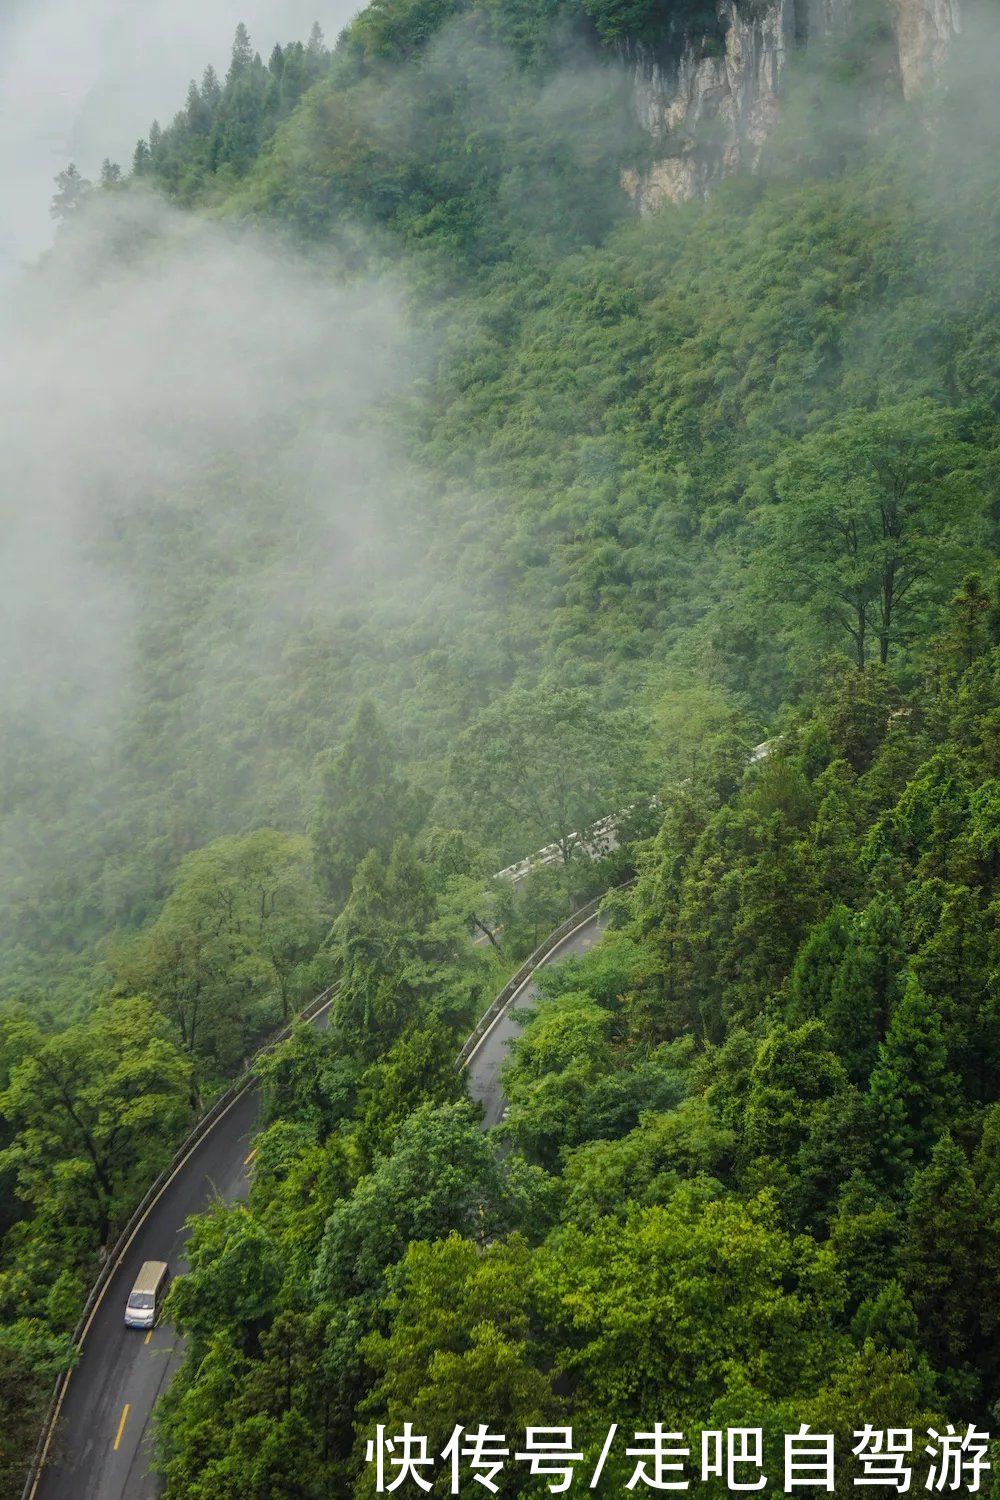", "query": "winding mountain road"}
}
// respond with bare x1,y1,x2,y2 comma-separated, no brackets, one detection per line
30,906,607,1500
